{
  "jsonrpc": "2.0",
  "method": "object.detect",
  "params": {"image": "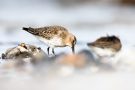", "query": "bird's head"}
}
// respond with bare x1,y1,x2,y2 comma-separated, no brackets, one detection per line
65,33,77,54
